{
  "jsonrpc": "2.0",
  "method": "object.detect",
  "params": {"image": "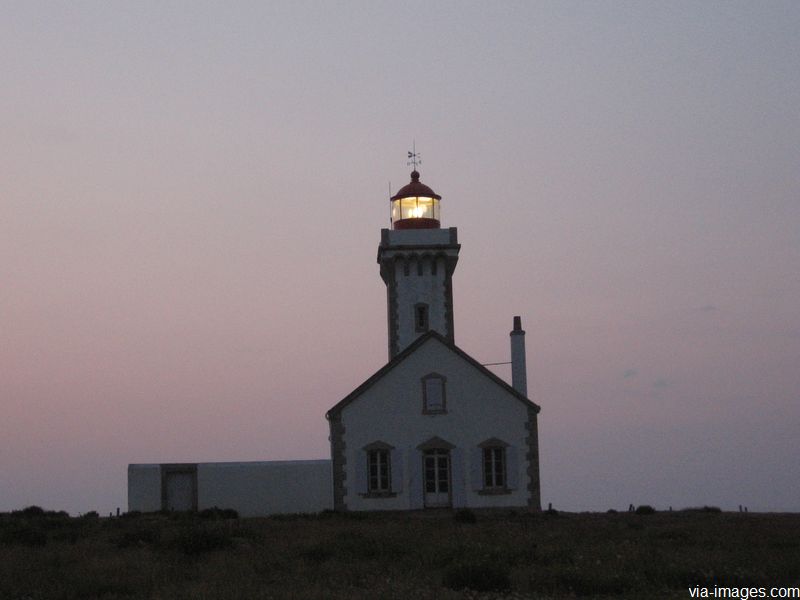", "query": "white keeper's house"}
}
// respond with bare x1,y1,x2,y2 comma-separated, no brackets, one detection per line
128,168,541,515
